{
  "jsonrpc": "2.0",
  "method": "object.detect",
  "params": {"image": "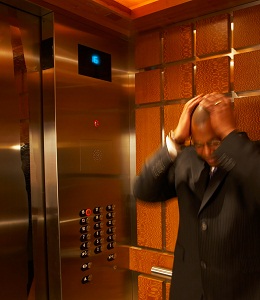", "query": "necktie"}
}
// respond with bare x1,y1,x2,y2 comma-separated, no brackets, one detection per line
209,167,217,179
